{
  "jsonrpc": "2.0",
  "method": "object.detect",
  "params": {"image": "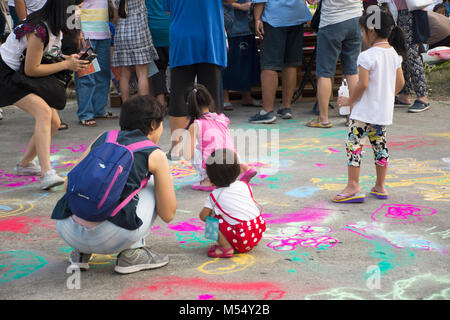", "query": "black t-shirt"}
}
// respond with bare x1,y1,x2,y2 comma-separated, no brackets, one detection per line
51,130,159,230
